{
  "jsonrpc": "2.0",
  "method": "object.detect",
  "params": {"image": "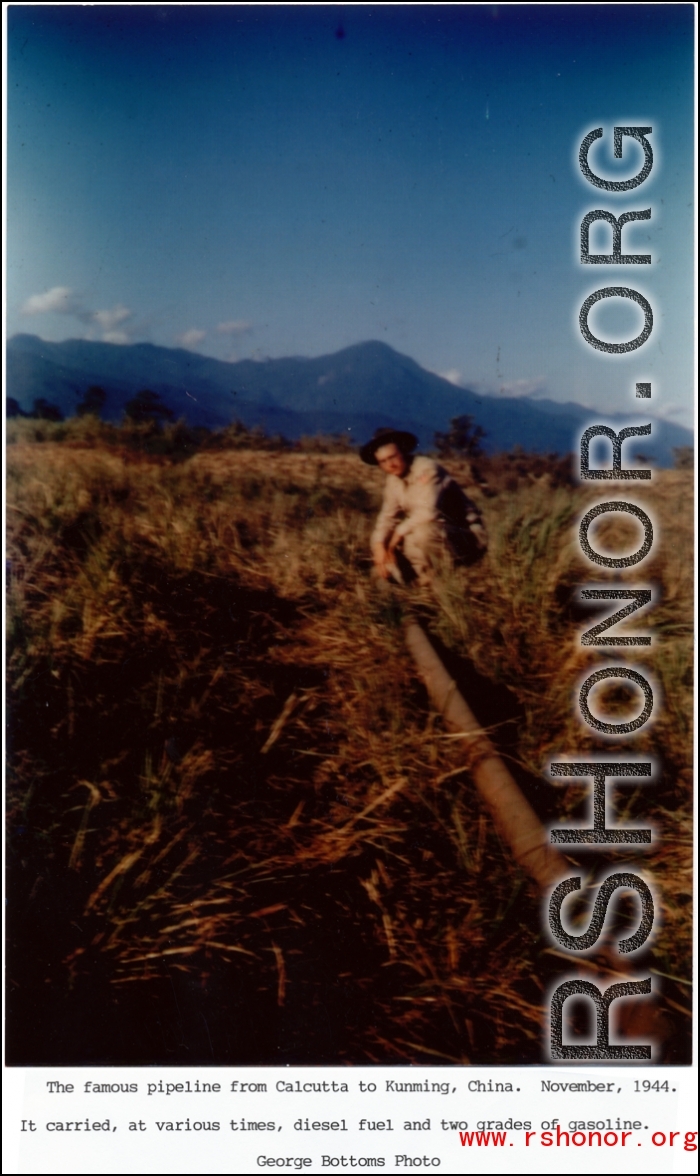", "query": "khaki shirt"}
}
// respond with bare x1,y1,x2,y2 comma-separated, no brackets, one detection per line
370,455,472,549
